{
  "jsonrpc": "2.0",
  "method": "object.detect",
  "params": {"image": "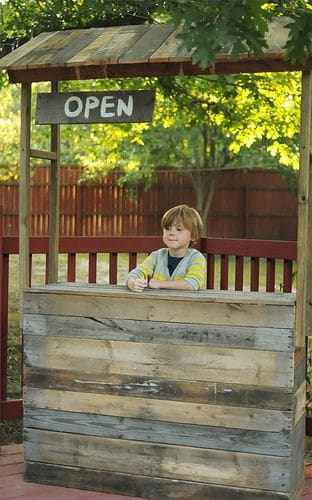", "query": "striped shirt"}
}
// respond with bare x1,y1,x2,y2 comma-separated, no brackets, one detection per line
126,248,207,291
